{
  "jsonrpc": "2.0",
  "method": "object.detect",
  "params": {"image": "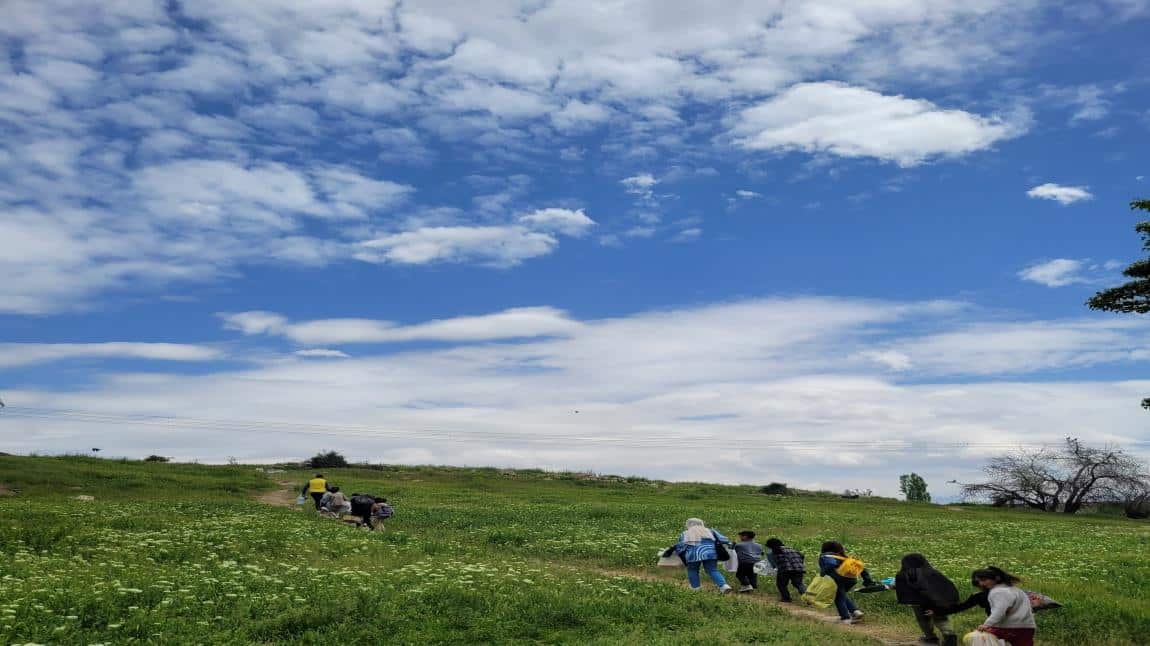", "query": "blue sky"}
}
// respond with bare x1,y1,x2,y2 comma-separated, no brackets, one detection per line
1,0,1149,496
